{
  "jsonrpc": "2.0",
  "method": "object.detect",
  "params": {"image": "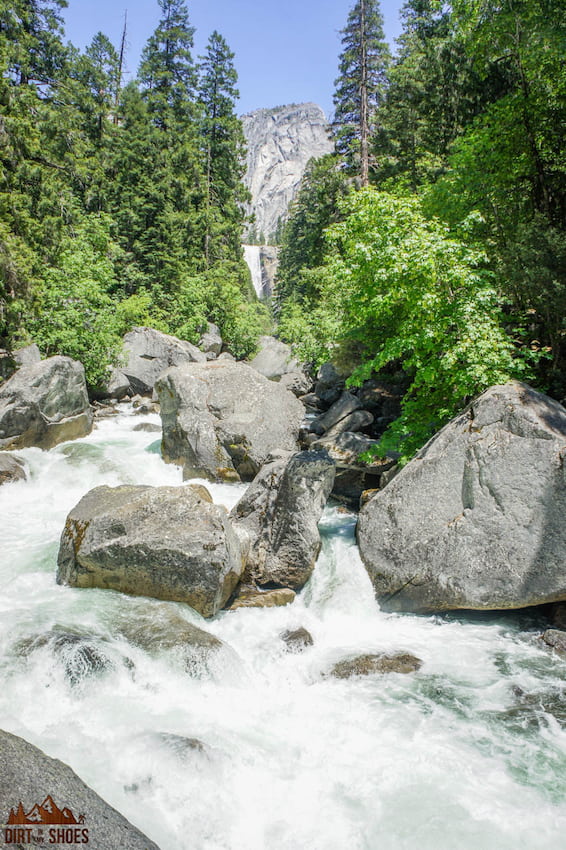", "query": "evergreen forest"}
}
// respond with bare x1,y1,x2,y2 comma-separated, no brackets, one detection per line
1,0,565,461
0,0,268,390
